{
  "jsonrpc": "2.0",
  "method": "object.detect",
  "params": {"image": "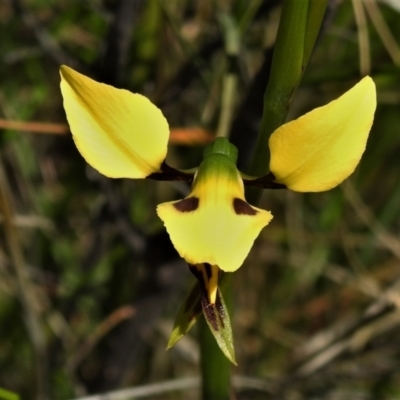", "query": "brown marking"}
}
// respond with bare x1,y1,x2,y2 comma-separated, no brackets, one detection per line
147,161,194,182
216,294,225,328
233,198,258,215
204,263,212,280
189,264,207,296
201,296,219,331
173,197,199,212
242,172,286,189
